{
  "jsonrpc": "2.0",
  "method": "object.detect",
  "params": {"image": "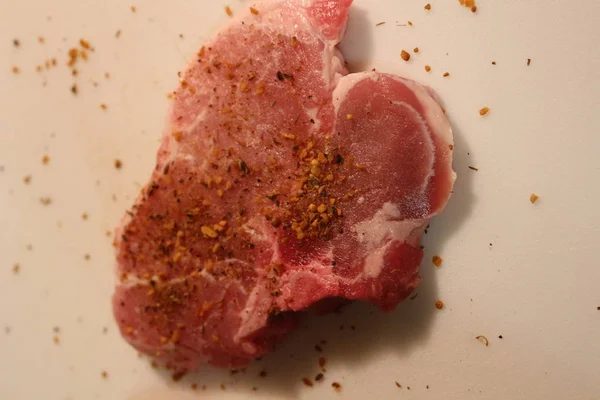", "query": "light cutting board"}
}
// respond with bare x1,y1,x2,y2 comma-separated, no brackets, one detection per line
1,0,599,399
